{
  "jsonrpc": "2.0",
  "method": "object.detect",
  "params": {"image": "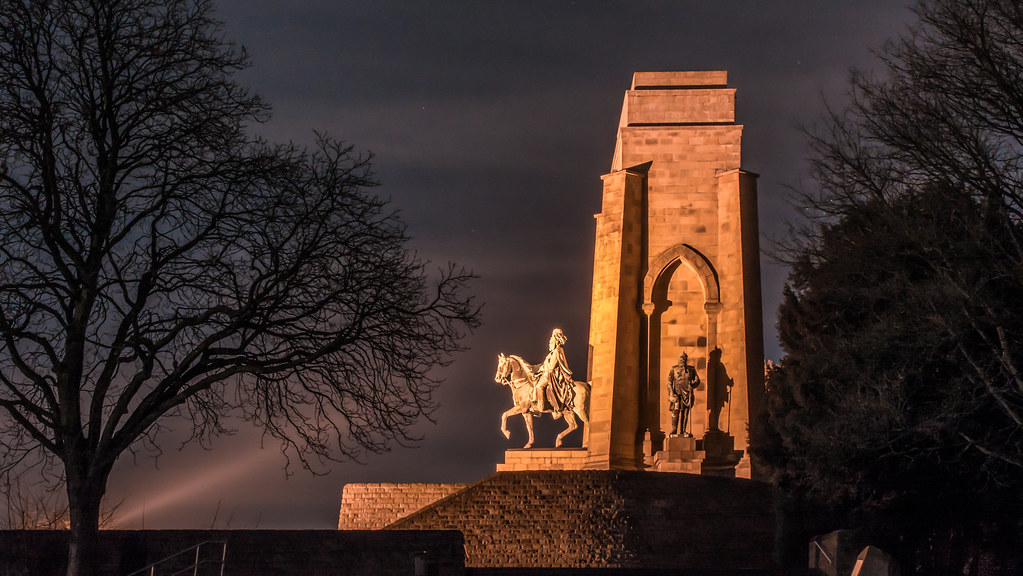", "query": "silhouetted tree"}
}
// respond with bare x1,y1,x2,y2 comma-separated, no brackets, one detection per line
0,1,479,575
752,0,1023,572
